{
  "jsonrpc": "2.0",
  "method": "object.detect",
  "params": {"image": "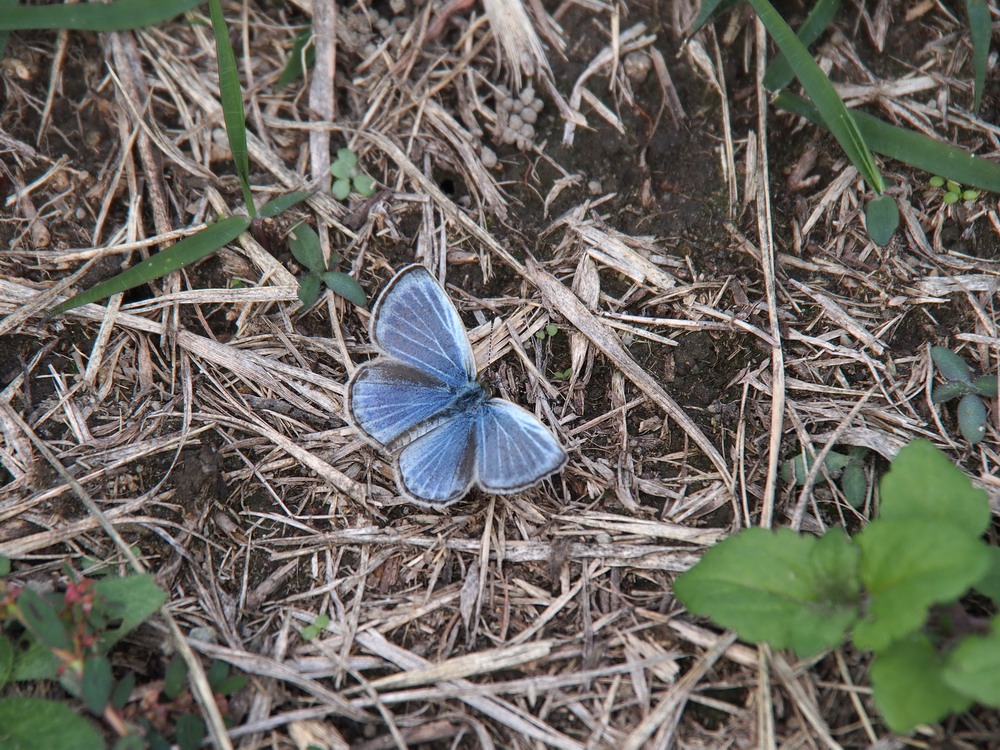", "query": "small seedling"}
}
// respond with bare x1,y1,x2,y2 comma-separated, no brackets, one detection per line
288,223,366,309
931,345,997,445
300,613,331,641
535,324,559,340
331,148,376,200
552,367,572,380
929,175,981,205
781,445,869,508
